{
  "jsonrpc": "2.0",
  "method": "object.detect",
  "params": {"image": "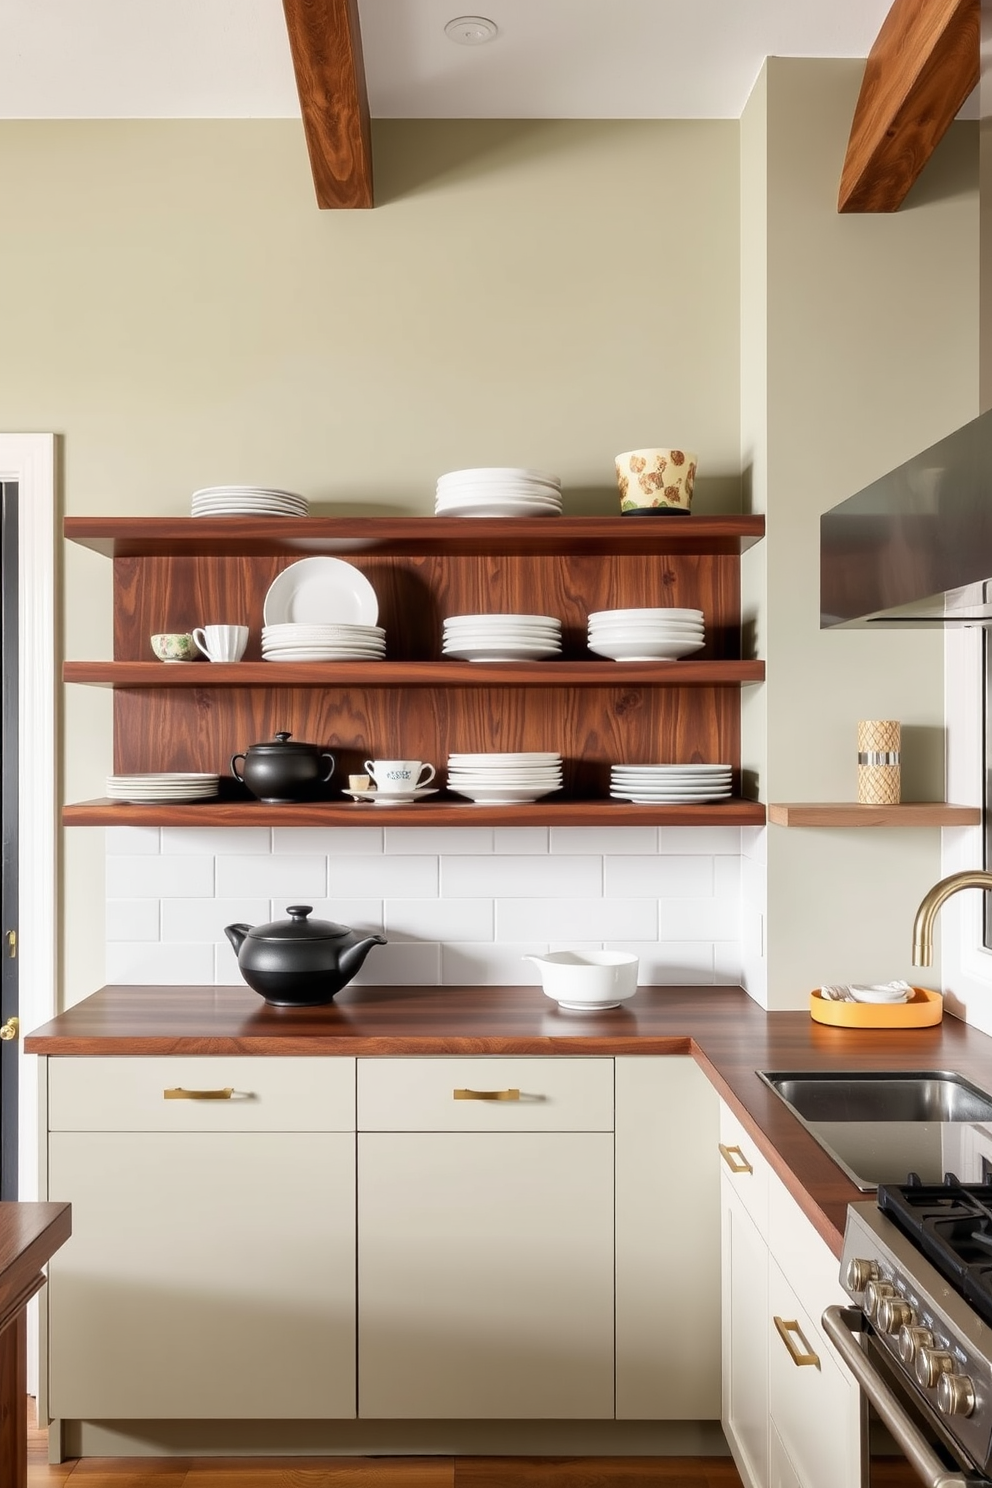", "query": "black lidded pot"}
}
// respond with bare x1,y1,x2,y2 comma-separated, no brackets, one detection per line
230,731,336,803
